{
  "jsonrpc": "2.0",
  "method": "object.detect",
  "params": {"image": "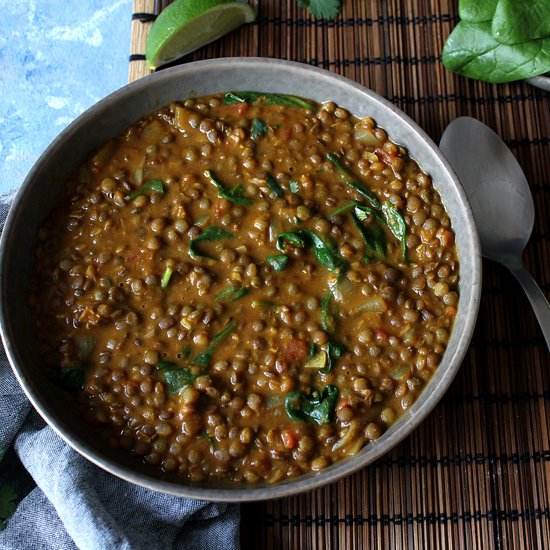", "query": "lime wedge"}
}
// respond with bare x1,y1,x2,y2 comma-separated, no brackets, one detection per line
145,0,256,69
